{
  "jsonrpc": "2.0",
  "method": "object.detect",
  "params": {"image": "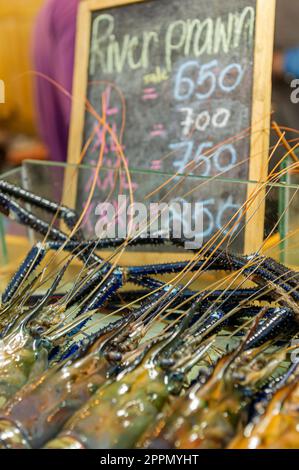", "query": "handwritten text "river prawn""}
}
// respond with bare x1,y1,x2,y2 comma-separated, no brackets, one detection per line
90,6,255,75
